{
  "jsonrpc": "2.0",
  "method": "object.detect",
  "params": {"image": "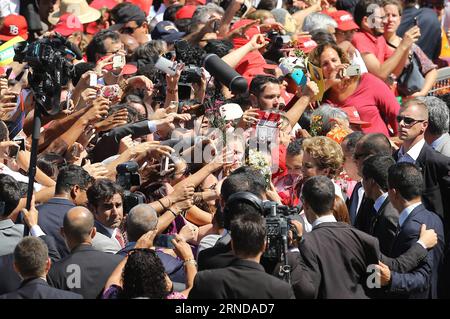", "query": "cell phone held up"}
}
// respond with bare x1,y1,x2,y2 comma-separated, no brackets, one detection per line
160,156,170,176
99,84,120,100
7,137,25,159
